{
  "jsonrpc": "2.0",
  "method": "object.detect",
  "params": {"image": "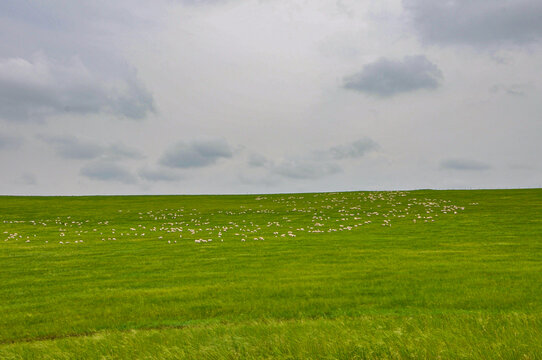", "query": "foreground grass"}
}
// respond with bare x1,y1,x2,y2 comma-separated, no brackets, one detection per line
2,315,542,359
1,189,541,358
